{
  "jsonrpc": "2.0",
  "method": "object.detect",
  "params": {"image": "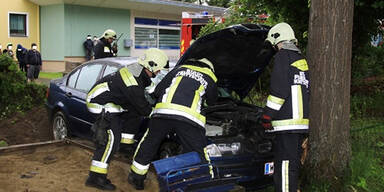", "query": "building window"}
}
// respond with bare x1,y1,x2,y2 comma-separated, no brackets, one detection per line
9,13,27,37
134,17,180,49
